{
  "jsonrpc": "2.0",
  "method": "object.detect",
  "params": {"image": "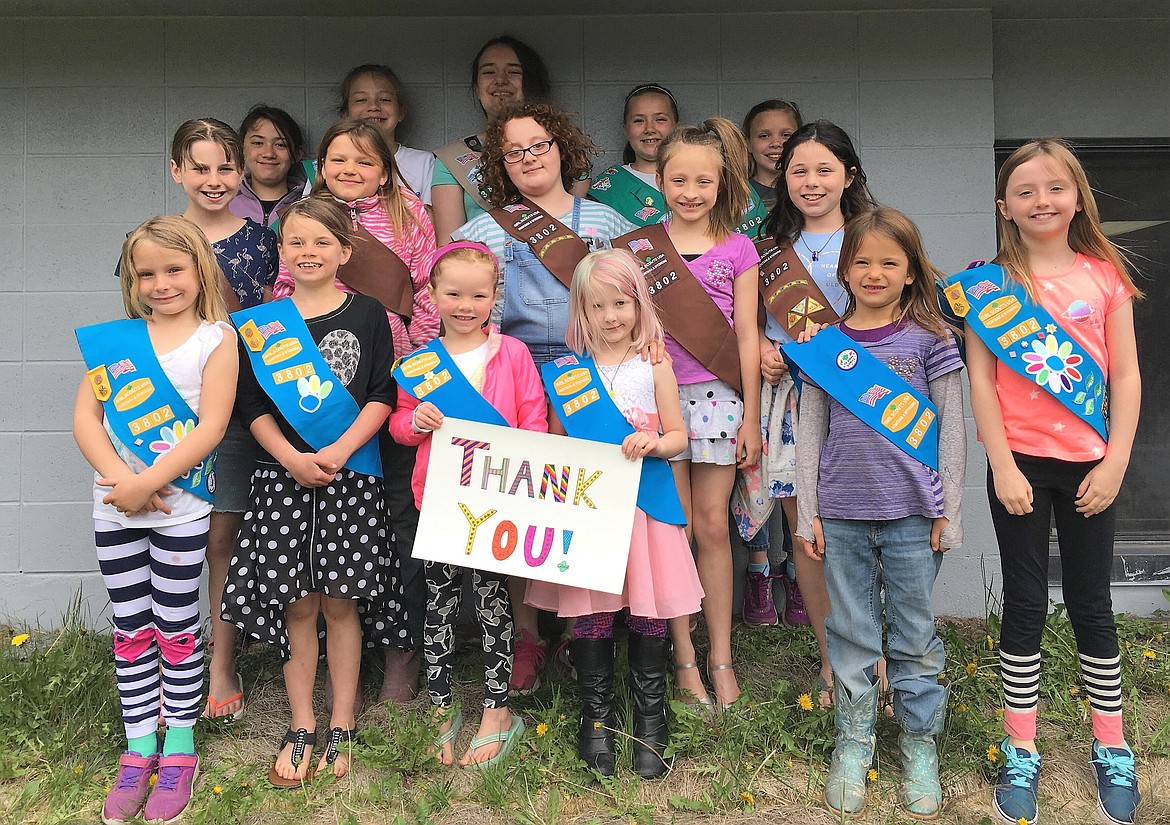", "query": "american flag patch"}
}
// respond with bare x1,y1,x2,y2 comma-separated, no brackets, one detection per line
858,384,891,406
553,354,579,367
109,359,136,379
627,238,653,254
258,321,286,338
456,152,478,165
503,204,528,213
966,279,999,299
635,206,660,222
